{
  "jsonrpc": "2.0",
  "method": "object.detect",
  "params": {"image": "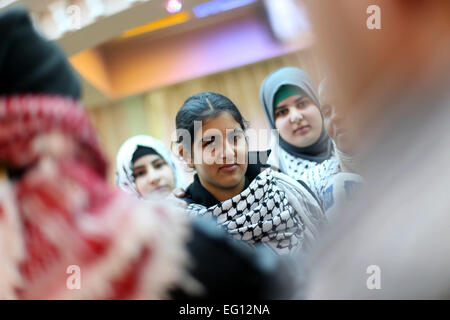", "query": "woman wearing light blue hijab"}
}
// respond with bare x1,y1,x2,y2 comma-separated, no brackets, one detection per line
260,66,336,179
116,135,186,200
